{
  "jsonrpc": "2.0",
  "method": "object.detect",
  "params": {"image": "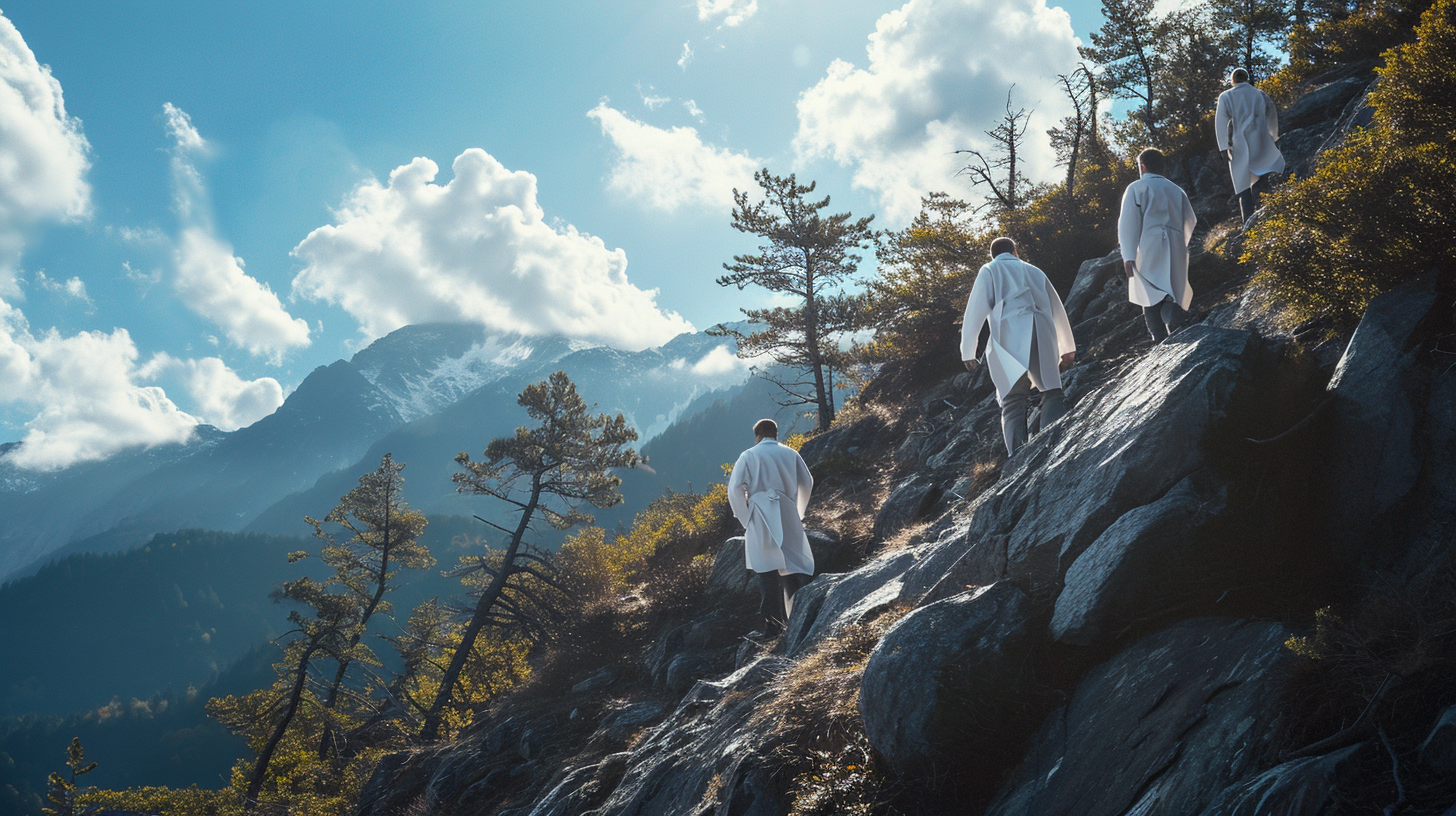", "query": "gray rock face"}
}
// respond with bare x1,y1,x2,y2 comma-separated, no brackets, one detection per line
859,583,1038,781
585,656,790,816
1063,248,1147,349
1197,744,1363,816
783,549,920,656
1324,277,1438,552
1420,705,1456,776
872,475,942,540
1051,475,1227,646
900,325,1260,611
986,618,1296,816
